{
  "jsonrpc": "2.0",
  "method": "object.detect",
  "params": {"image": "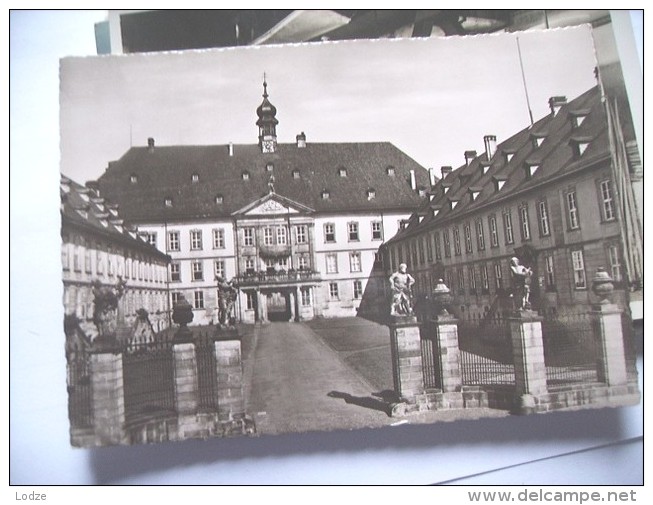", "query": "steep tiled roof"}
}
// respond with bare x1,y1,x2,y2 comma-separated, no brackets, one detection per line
95,142,430,222
61,175,169,260
388,86,609,243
